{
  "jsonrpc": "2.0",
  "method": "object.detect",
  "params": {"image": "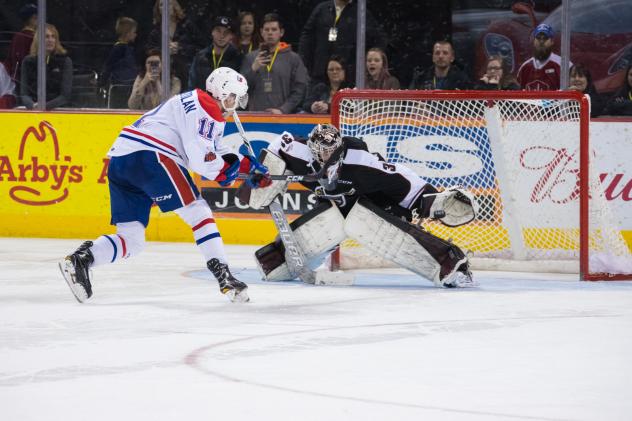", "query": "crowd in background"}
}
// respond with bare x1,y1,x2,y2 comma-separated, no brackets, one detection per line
1,0,631,117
